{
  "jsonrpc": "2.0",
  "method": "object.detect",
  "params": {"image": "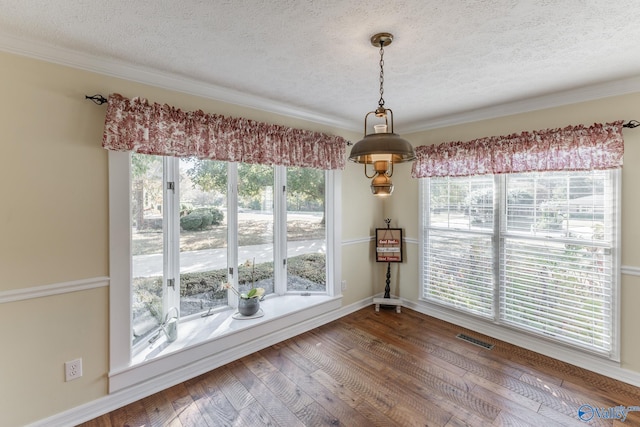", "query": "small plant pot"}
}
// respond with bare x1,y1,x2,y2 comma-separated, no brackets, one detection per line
238,298,260,316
